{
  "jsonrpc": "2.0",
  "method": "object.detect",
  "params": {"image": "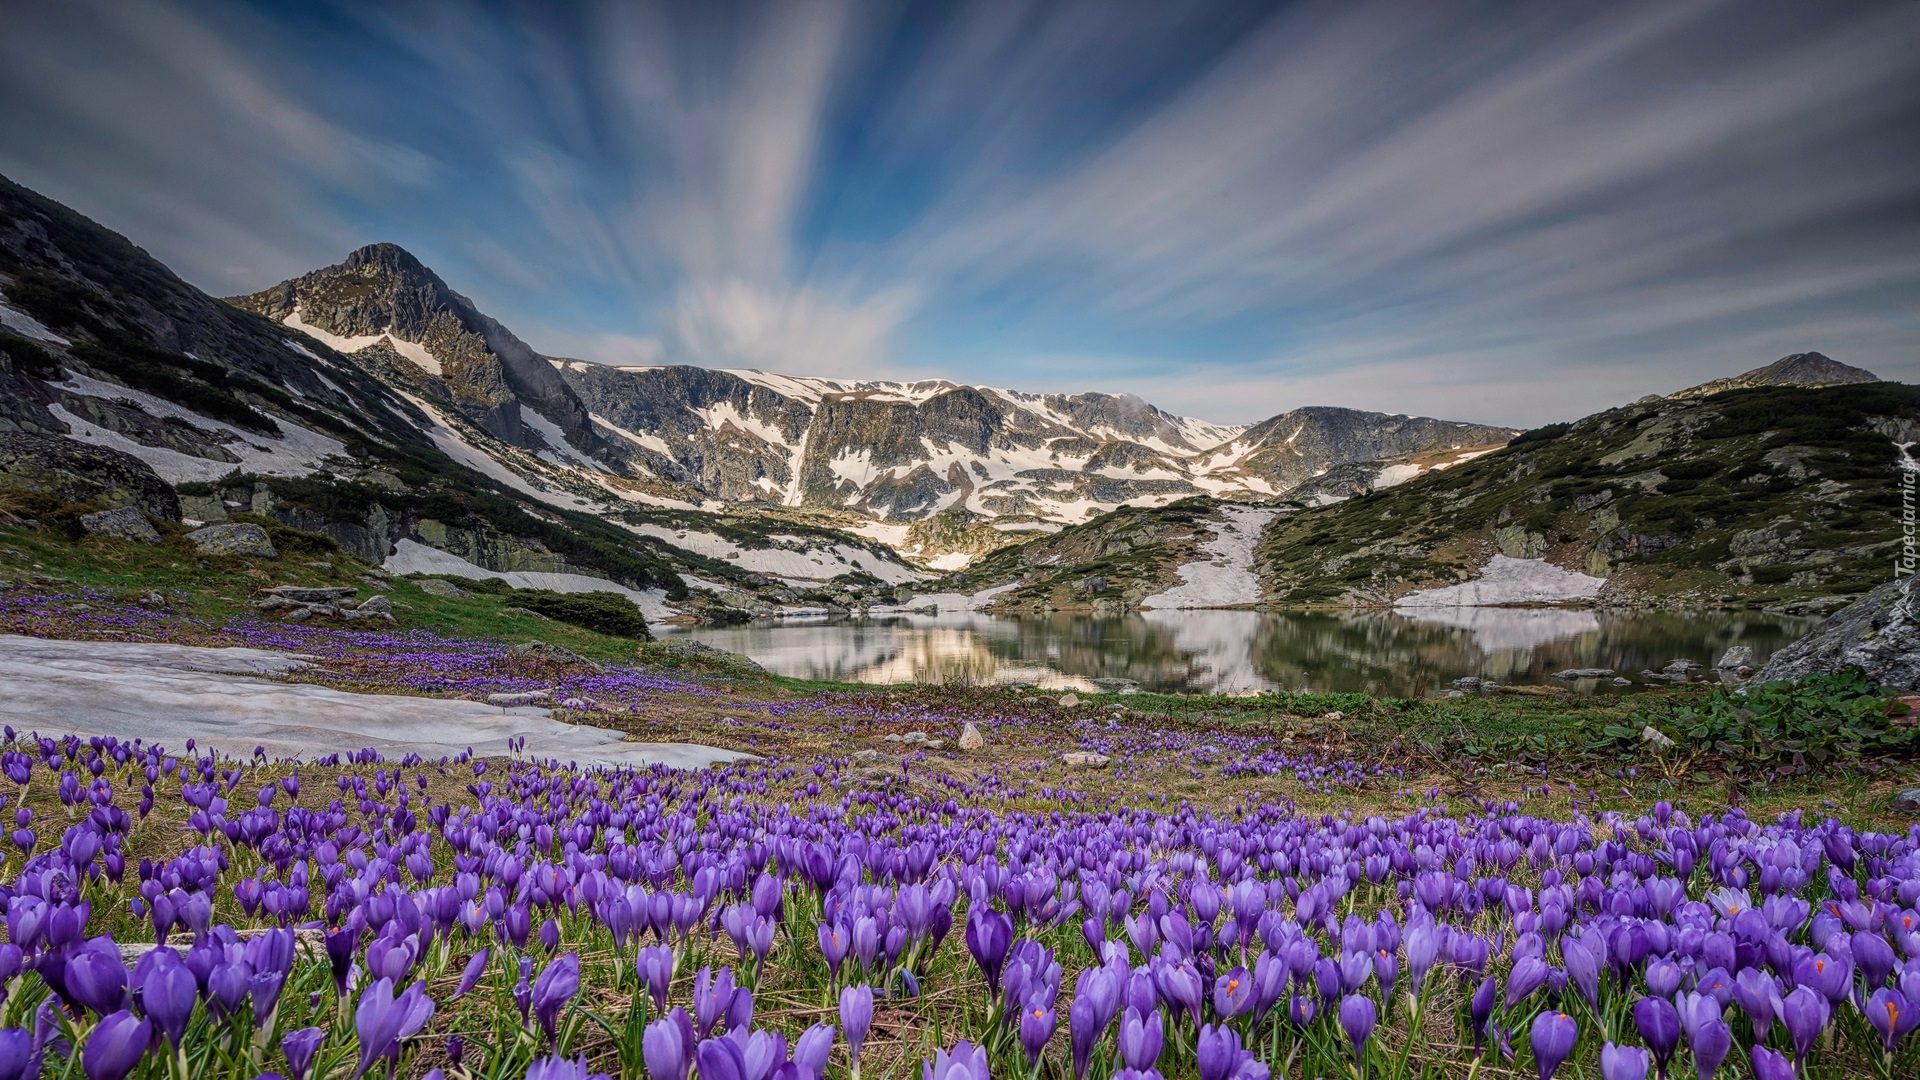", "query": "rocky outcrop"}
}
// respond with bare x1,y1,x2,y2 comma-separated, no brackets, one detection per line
0,432,180,520
1755,579,1920,690
231,243,603,459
